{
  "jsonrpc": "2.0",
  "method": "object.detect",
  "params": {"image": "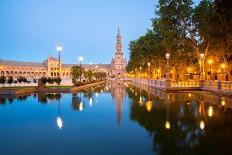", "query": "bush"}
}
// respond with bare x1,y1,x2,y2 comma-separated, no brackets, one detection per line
54,77,62,85
0,76,6,84
7,76,14,84
41,76,47,84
